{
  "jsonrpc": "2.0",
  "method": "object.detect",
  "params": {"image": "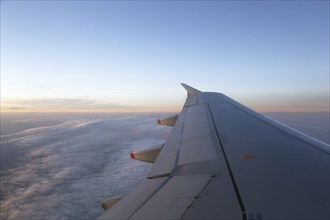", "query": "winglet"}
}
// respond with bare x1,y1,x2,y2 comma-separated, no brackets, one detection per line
181,83,201,106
